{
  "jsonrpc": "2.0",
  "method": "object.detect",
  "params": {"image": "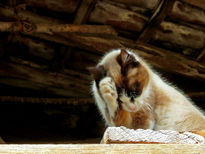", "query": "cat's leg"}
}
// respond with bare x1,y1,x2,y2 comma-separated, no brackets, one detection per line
99,77,118,120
